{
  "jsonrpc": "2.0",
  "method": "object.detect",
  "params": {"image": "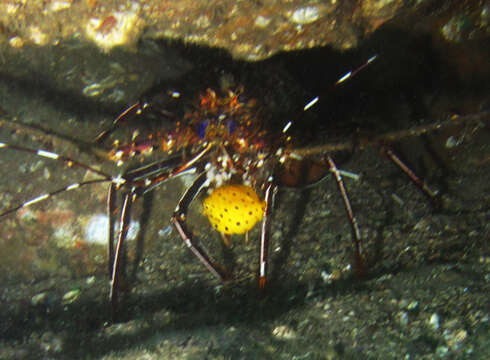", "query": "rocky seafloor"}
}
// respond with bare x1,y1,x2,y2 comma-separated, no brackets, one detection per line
6,0,488,60
0,2,489,360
